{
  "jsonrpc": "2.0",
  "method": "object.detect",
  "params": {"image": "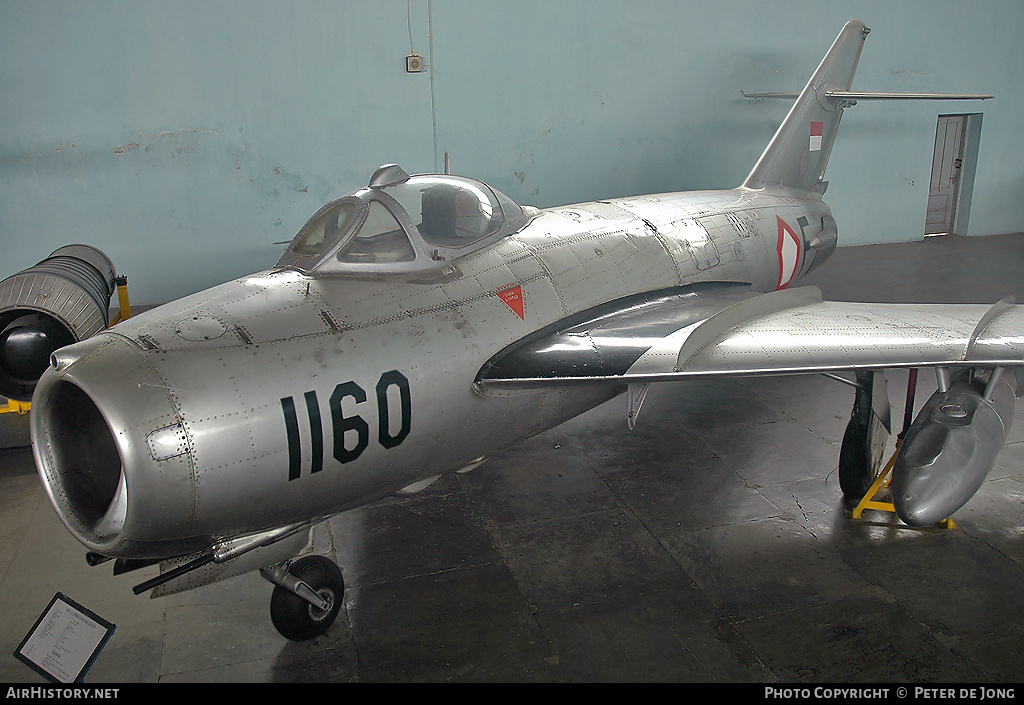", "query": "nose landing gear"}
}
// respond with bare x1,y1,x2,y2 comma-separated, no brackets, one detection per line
262,555,345,641
120,522,346,642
